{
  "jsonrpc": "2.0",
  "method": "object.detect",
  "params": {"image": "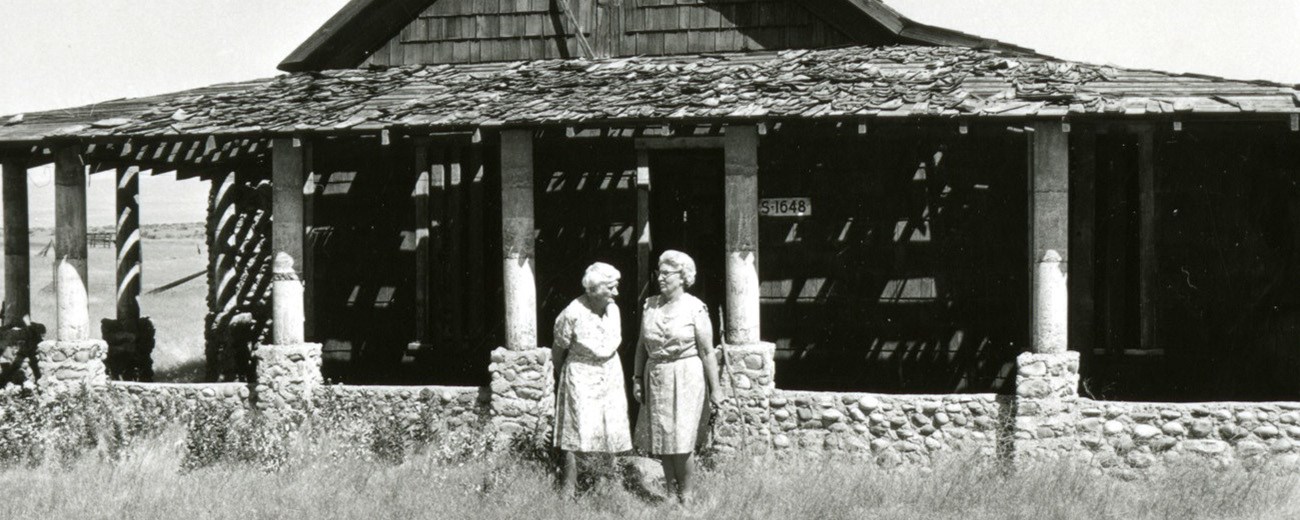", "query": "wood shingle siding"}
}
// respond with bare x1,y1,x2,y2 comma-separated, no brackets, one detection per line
365,0,857,65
